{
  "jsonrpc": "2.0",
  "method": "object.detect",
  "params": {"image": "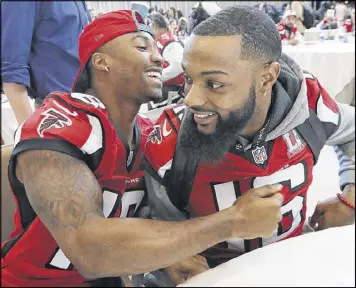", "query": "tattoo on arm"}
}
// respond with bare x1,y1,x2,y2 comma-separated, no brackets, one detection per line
17,150,104,230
